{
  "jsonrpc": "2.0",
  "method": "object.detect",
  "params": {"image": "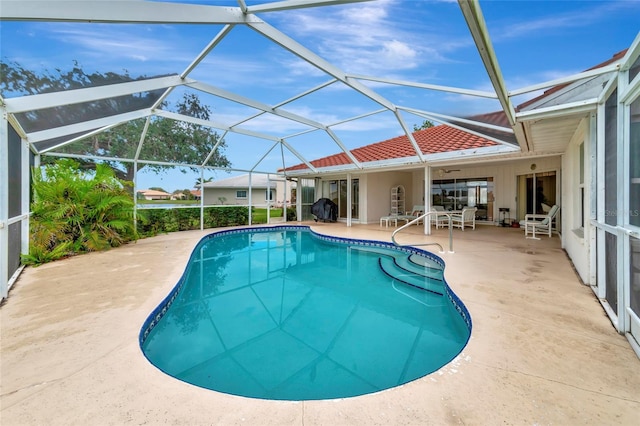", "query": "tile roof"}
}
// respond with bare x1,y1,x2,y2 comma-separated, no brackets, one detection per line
283,124,499,171
284,49,628,173
137,189,172,196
